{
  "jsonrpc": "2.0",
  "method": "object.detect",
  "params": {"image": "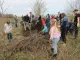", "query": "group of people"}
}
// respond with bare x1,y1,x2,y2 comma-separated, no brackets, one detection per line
4,9,80,57
22,12,34,31
49,9,80,57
